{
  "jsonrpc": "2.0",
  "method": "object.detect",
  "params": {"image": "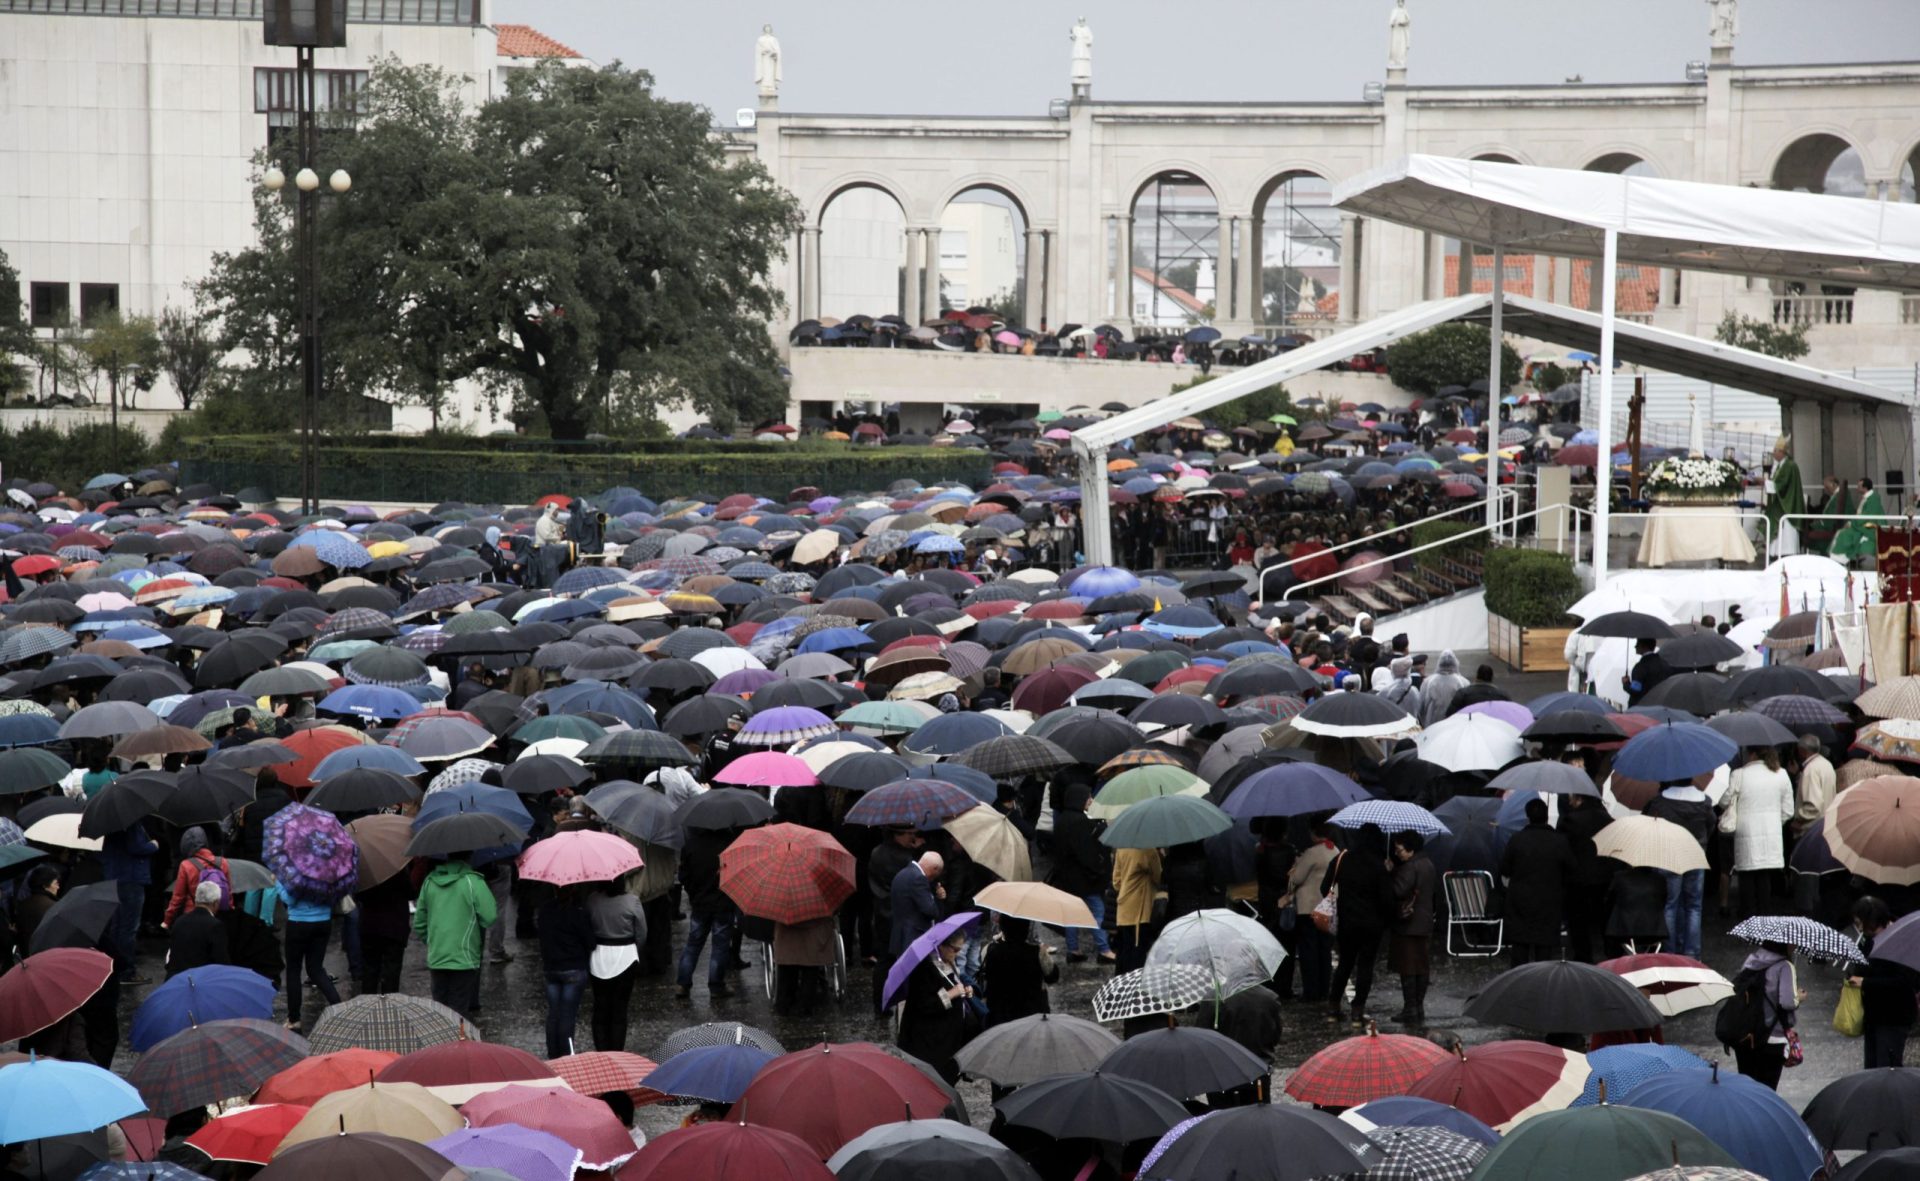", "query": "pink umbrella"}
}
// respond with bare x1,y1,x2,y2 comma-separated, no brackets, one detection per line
1044,428,1072,441
1460,699,1535,731
1338,550,1386,589
992,331,1021,347
518,830,644,887
712,751,818,788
